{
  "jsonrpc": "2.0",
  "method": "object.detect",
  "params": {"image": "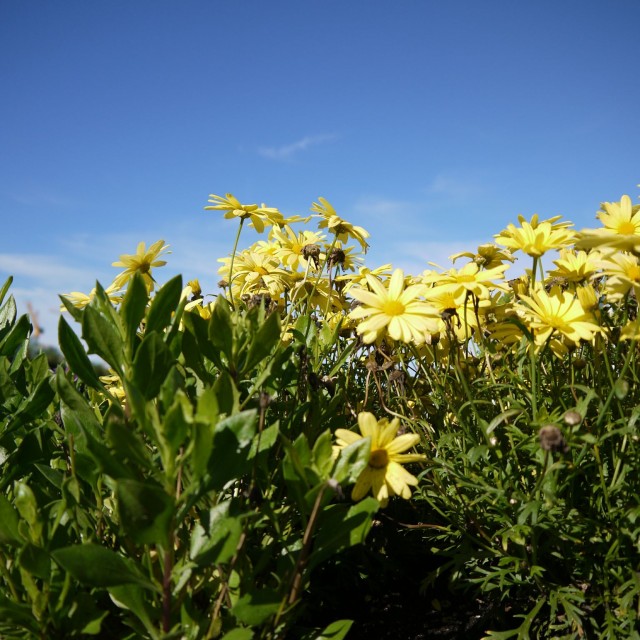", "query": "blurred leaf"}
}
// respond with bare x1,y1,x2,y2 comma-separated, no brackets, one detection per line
231,589,280,626
243,311,280,373
309,498,378,570
82,305,124,374
53,544,157,589
120,272,148,354
0,314,31,357
332,437,370,485
312,430,334,479
18,543,51,581
0,596,39,634
0,276,13,308
189,502,243,566
614,378,629,400
0,495,22,545
317,619,354,640
145,274,182,335
220,629,254,640
209,299,234,361
58,315,104,391
132,331,174,400
108,584,159,638
208,410,257,490
116,478,174,547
